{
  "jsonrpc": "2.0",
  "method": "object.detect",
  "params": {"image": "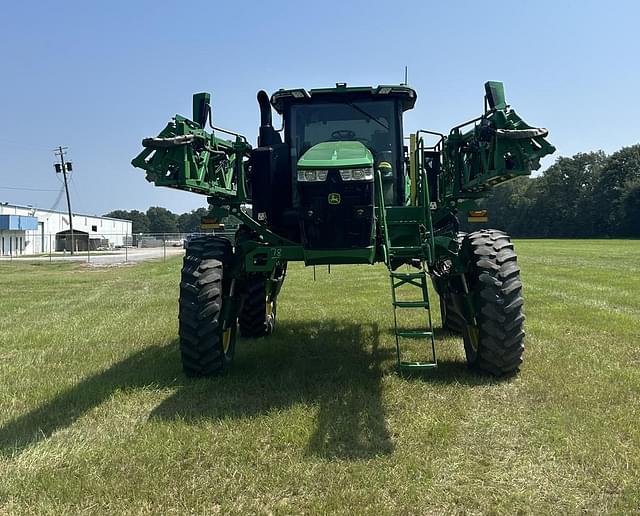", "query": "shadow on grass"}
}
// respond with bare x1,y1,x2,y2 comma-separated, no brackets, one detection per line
0,342,180,456
400,358,509,387
152,320,395,460
0,321,397,460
